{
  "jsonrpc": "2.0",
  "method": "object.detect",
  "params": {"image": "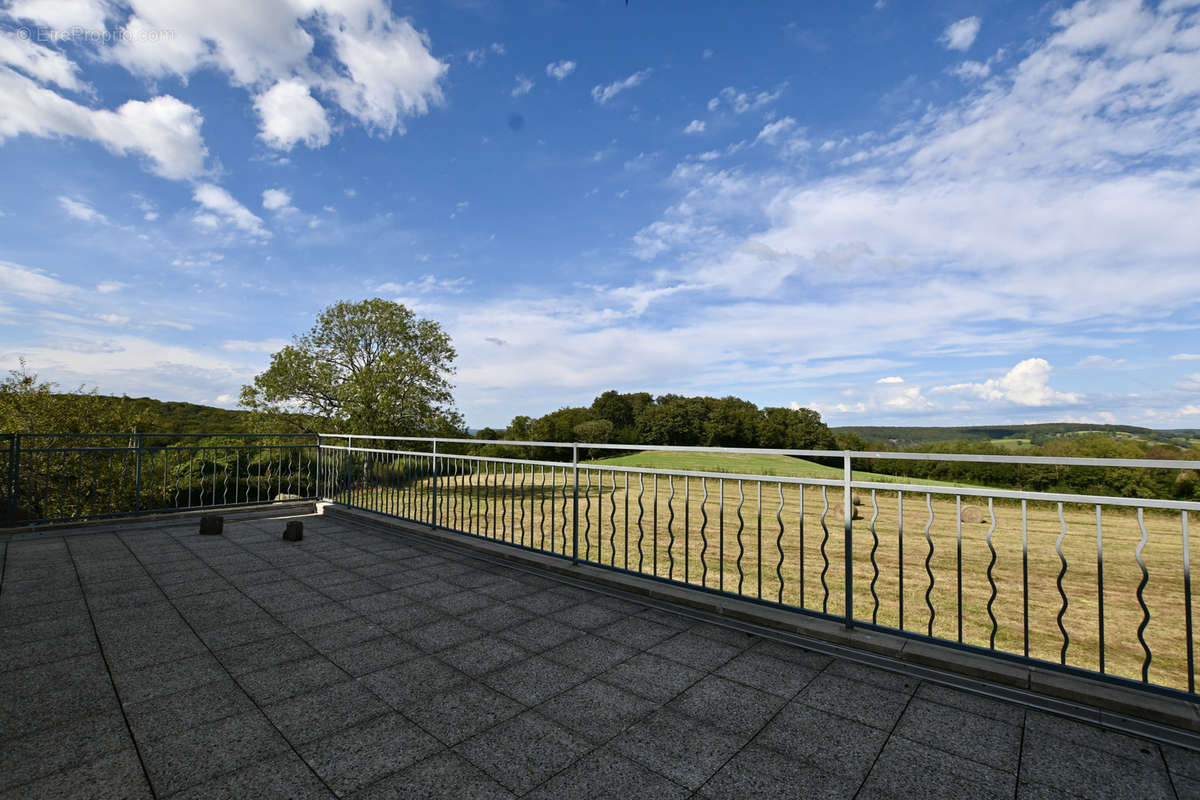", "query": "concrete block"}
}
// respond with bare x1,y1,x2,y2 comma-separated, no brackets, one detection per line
199,516,223,536
282,521,303,542
900,639,1030,689
1030,668,1200,732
